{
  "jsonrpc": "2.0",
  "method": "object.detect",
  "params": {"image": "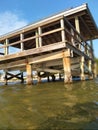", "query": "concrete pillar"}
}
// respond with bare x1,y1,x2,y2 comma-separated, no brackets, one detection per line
63,57,72,83
26,64,32,85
